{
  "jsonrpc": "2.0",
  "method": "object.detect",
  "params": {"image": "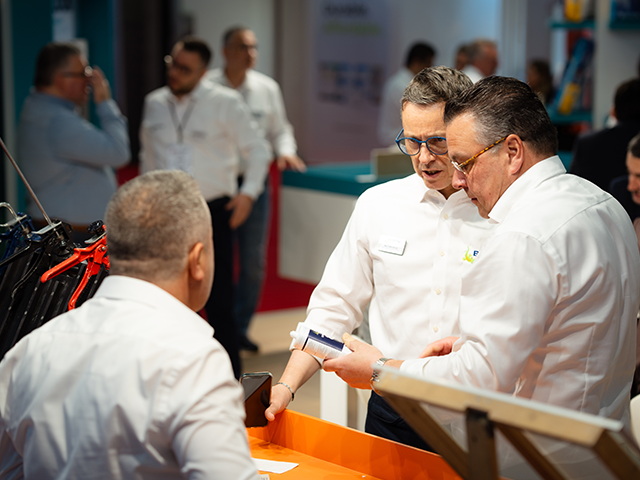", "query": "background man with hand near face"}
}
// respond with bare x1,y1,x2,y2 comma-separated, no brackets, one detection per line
18,42,130,242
